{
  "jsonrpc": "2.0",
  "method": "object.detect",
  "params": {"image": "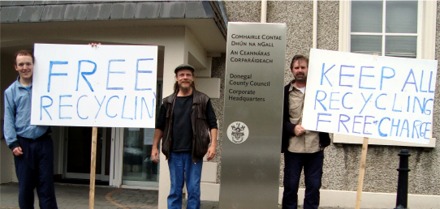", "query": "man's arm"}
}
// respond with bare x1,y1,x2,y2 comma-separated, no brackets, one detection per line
207,128,218,161
150,102,167,163
151,129,163,163
205,99,218,161
3,88,21,154
283,85,297,137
